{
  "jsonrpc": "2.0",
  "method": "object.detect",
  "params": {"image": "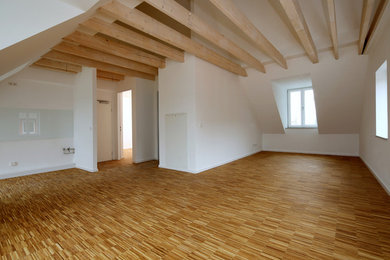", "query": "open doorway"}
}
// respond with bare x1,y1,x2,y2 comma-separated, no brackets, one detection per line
121,90,133,163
